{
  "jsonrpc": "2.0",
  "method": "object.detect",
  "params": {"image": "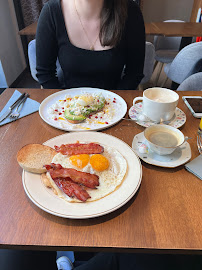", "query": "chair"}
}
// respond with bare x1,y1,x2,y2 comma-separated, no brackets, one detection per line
161,42,202,87
153,20,185,85
29,39,154,90
190,0,202,22
177,72,202,91
28,39,64,86
28,40,38,81
138,41,155,90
